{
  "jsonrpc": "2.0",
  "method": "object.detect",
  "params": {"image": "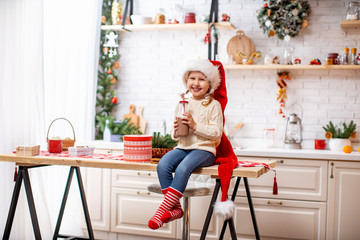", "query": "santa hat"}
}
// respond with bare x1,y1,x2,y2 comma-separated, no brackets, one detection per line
181,58,221,94
209,60,239,220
